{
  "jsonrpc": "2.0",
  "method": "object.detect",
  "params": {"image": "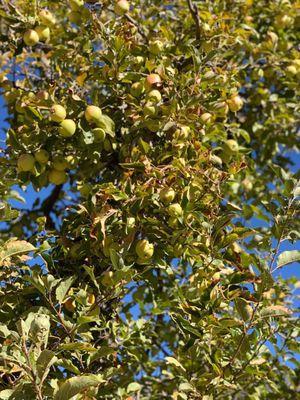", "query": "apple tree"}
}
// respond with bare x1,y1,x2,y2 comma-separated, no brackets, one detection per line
0,0,299,399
